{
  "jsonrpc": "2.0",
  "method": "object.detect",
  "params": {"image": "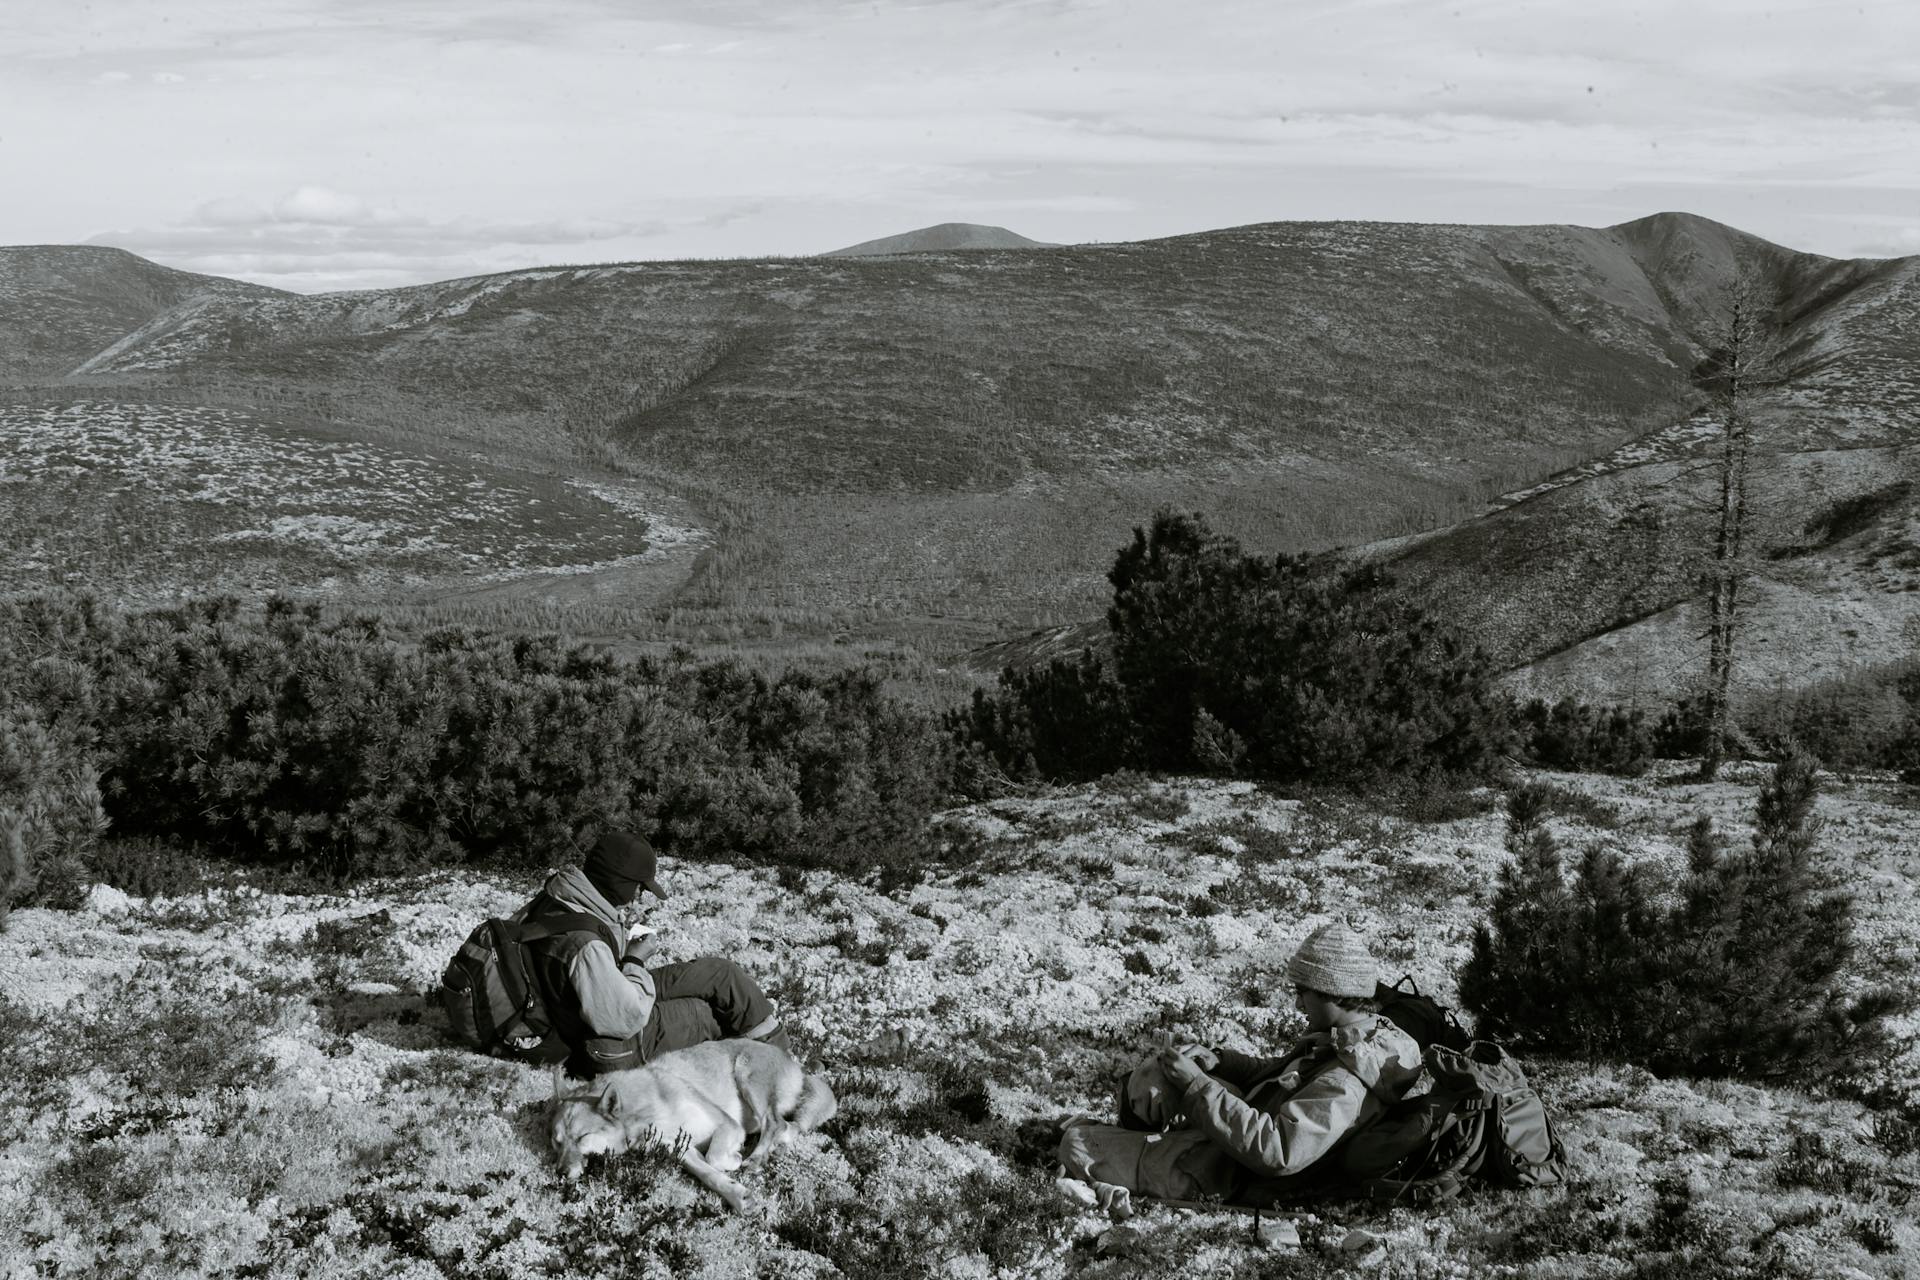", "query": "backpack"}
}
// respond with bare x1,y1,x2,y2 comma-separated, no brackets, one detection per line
440,910,618,1064
1374,974,1471,1054
1328,1040,1568,1206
